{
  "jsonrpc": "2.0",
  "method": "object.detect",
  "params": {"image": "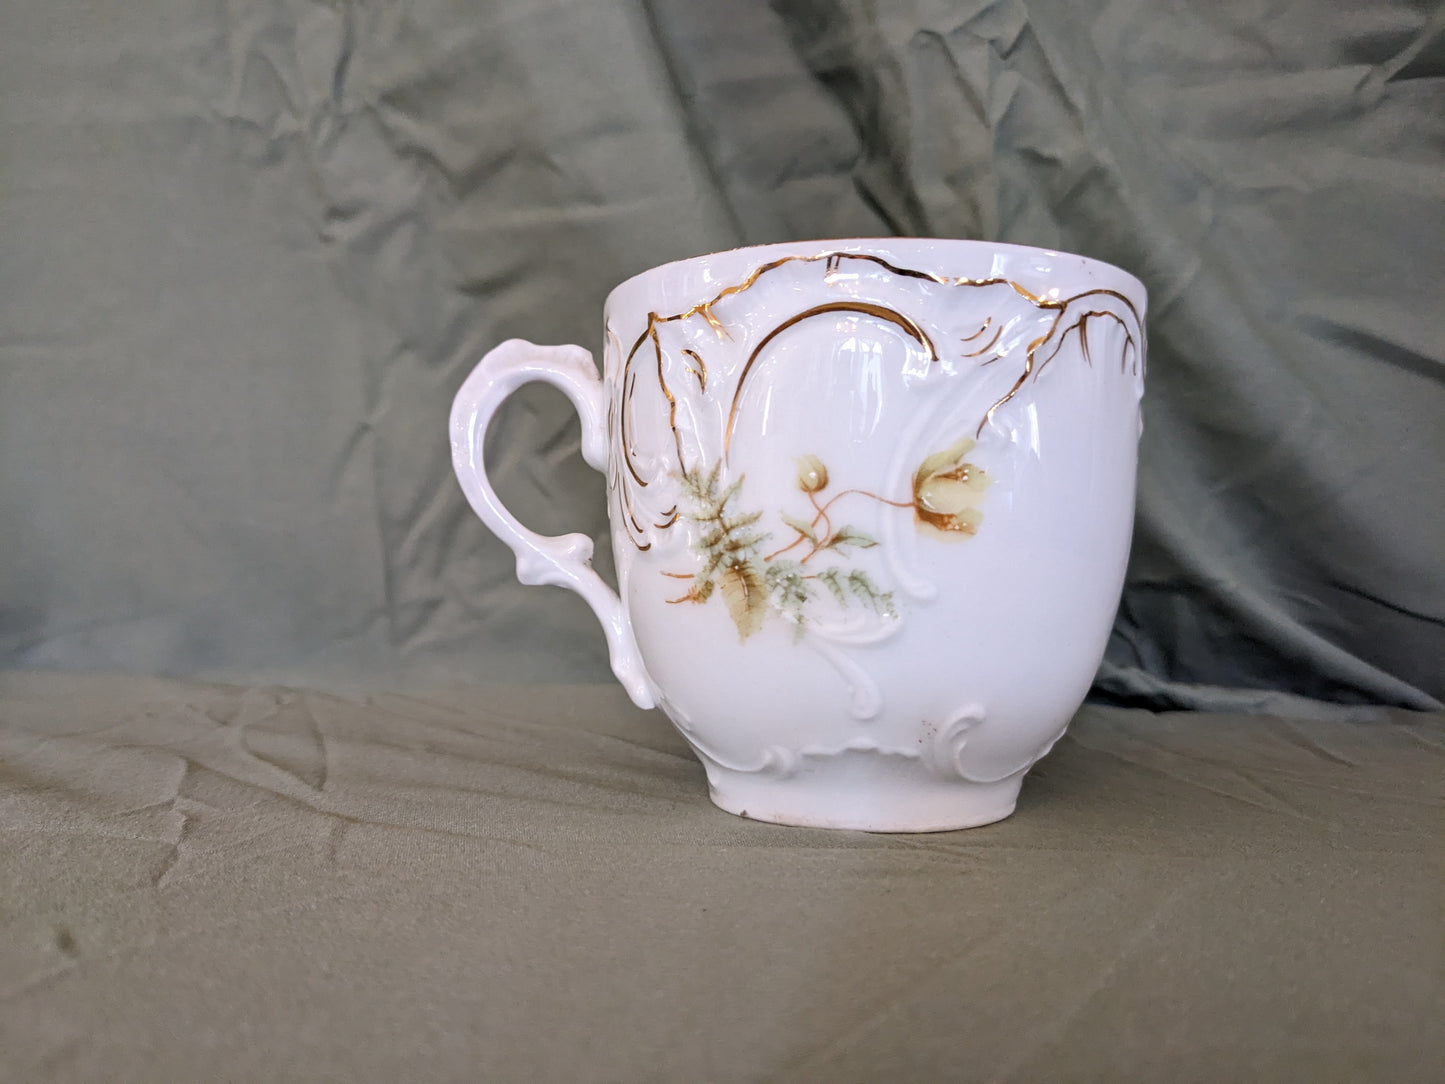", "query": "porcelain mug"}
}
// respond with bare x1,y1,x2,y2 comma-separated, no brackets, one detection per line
451,239,1146,831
